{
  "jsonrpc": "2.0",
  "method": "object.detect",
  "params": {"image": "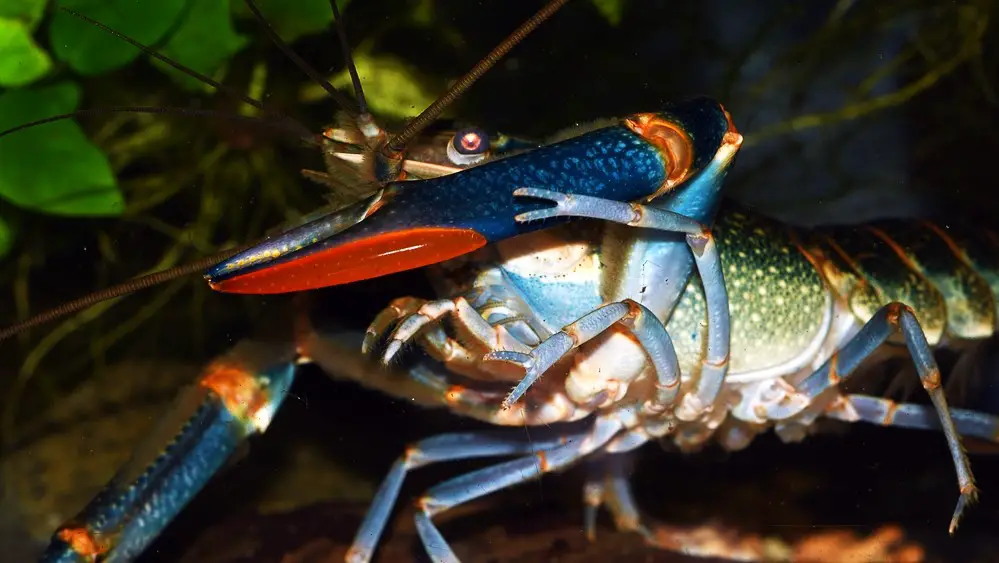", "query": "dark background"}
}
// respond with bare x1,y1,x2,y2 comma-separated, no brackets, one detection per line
2,0,999,561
